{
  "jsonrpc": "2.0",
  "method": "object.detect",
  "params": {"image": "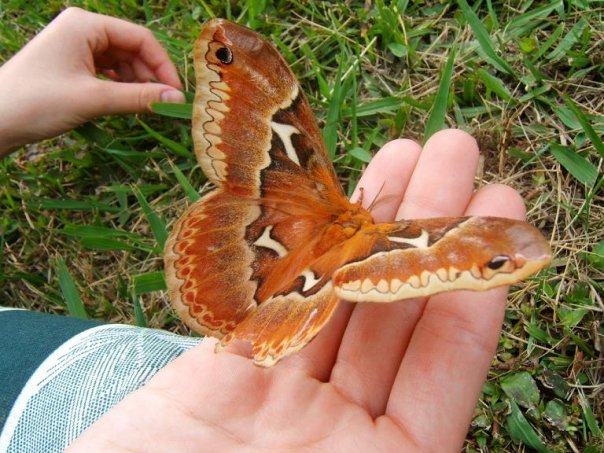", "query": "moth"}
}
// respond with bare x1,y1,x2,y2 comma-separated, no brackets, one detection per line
164,19,551,367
